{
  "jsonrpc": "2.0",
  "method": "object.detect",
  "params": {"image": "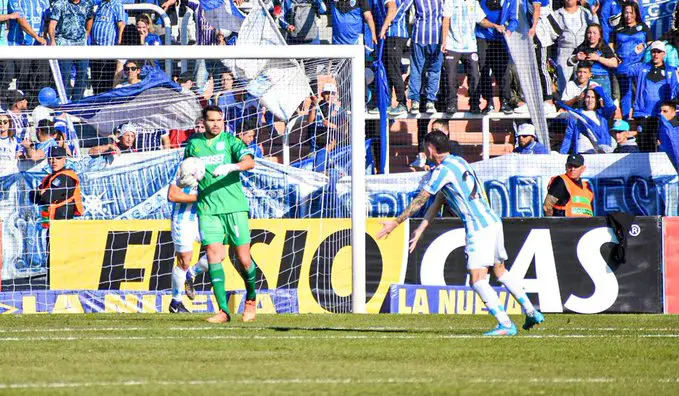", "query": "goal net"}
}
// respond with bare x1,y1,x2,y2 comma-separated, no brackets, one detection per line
0,44,367,314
